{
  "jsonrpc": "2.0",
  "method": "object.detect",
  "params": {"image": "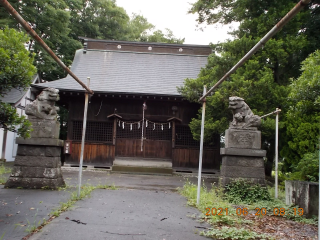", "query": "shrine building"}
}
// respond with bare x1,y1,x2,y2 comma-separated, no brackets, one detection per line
31,38,221,174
